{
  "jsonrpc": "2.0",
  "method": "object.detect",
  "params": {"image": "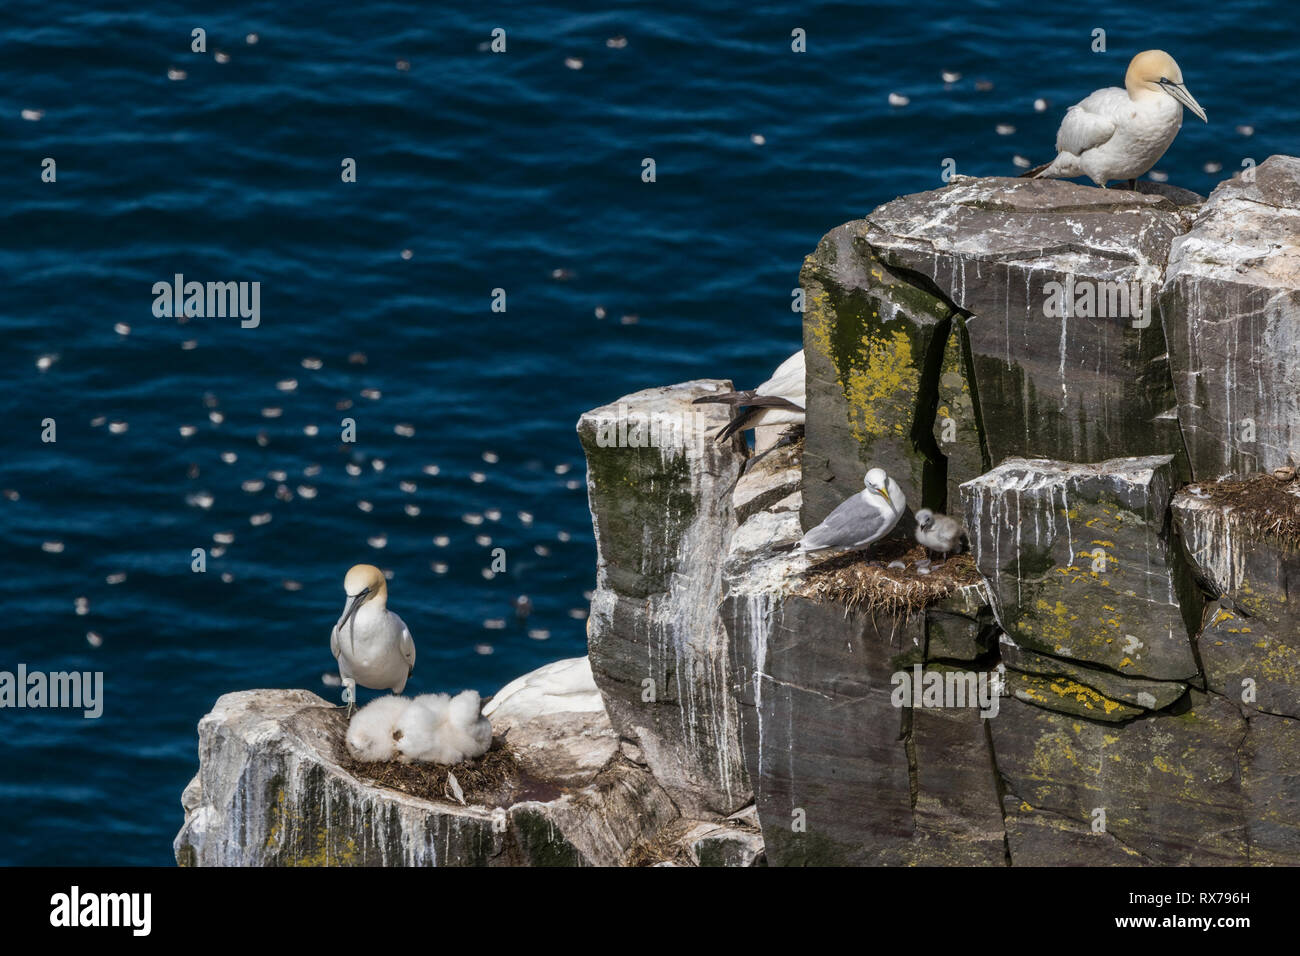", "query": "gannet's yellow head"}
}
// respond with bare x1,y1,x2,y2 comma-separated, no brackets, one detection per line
338,564,388,652
1126,50,1207,122
342,564,388,617
344,563,387,600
